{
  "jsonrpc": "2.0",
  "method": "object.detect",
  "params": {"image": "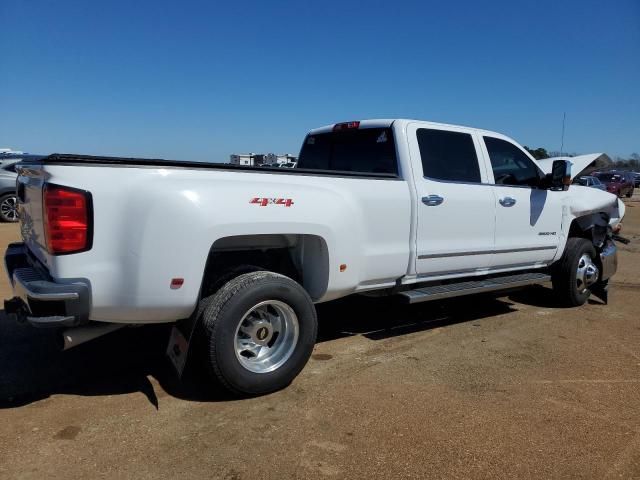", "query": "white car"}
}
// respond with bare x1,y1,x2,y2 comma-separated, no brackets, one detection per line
4,119,625,395
574,175,607,191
